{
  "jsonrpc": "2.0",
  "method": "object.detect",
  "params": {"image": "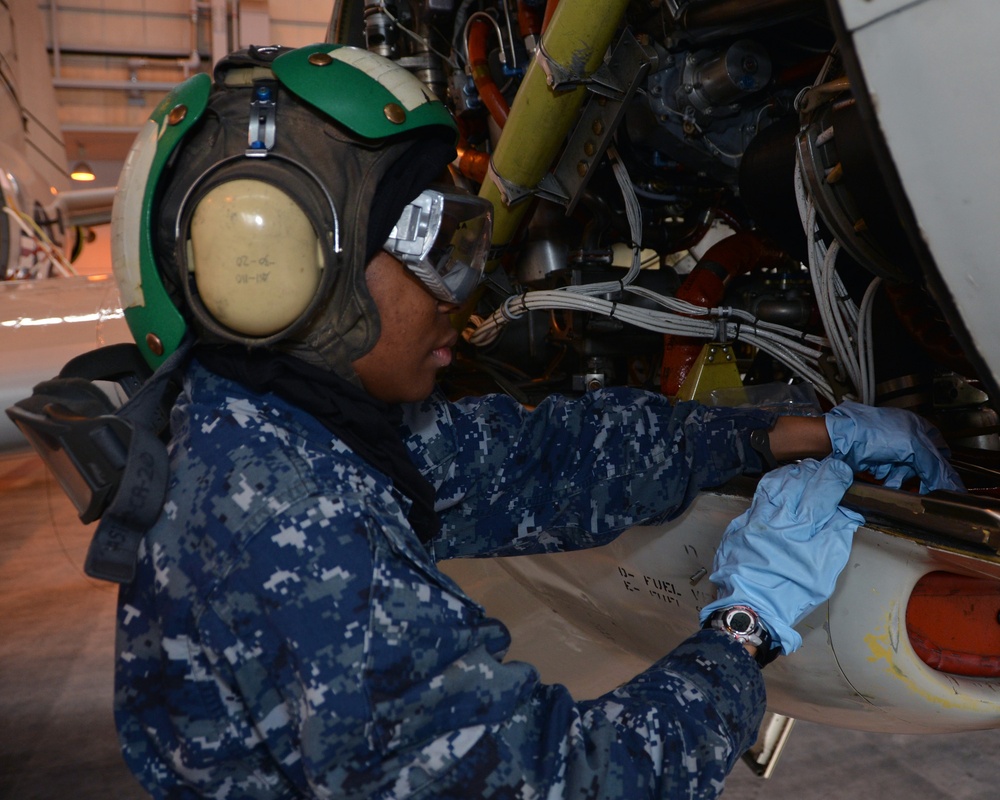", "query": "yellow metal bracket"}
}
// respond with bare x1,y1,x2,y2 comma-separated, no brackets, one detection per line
675,342,744,403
